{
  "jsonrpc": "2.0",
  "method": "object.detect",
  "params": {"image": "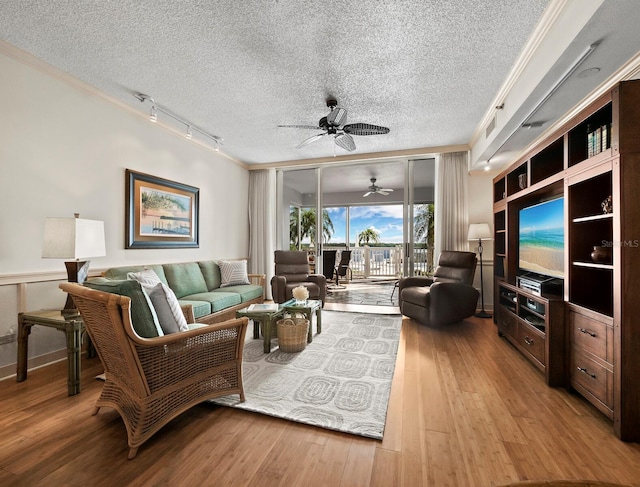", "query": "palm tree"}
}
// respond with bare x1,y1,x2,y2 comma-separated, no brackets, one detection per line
414,204,435,273
289,207,334,248
357,227,380,246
